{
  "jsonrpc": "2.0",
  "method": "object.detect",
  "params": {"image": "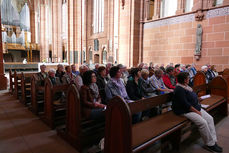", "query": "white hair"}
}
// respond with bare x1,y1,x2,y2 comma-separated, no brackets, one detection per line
201,65,208,71
48,69,56,74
